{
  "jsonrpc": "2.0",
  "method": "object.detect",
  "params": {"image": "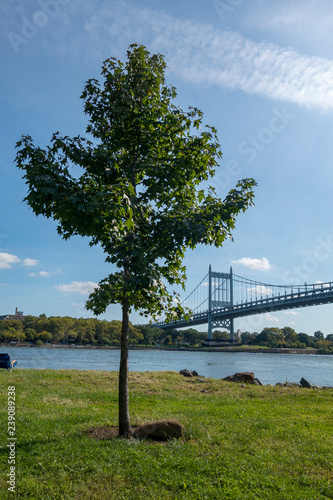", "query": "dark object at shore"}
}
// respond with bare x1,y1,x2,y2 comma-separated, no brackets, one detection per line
179,369,199,377
0,353,17,371
253,378,263,386
223,372,256,384
300,377,311,388
133,420,184,441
